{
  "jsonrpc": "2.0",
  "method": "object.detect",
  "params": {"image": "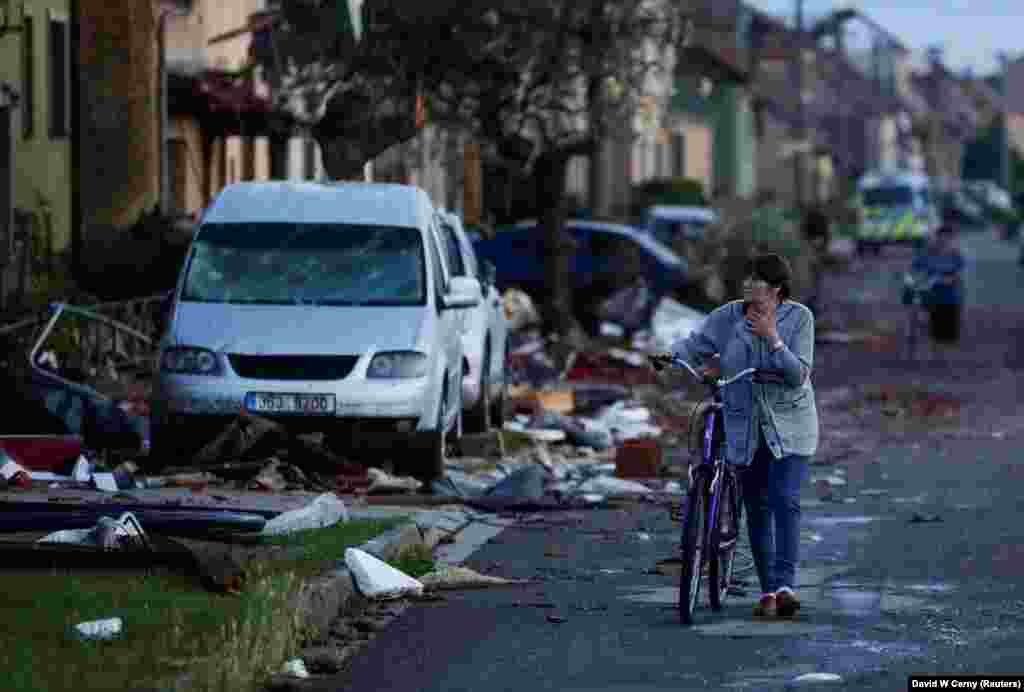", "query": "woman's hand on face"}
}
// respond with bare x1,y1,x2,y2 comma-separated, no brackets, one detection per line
748,303,779,341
